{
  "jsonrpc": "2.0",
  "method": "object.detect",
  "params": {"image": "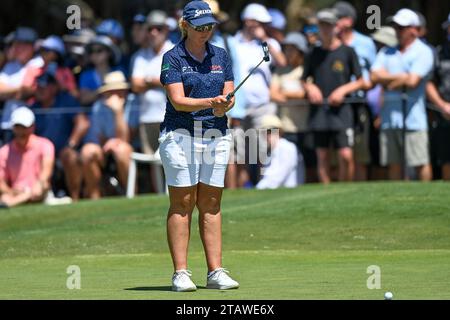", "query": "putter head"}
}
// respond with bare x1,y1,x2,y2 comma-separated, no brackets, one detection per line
262,42,270,62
